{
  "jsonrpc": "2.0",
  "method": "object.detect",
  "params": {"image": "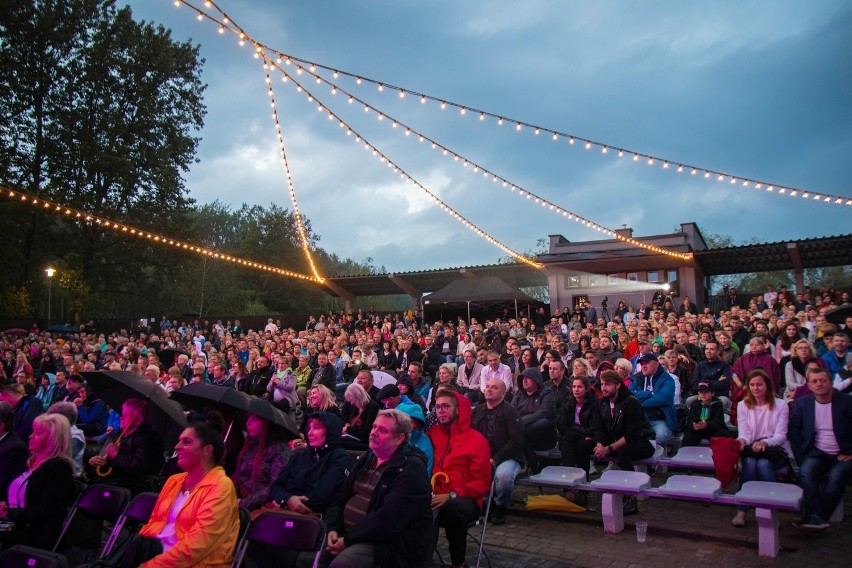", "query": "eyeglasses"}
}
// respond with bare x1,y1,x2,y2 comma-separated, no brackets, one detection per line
434,403,455,412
